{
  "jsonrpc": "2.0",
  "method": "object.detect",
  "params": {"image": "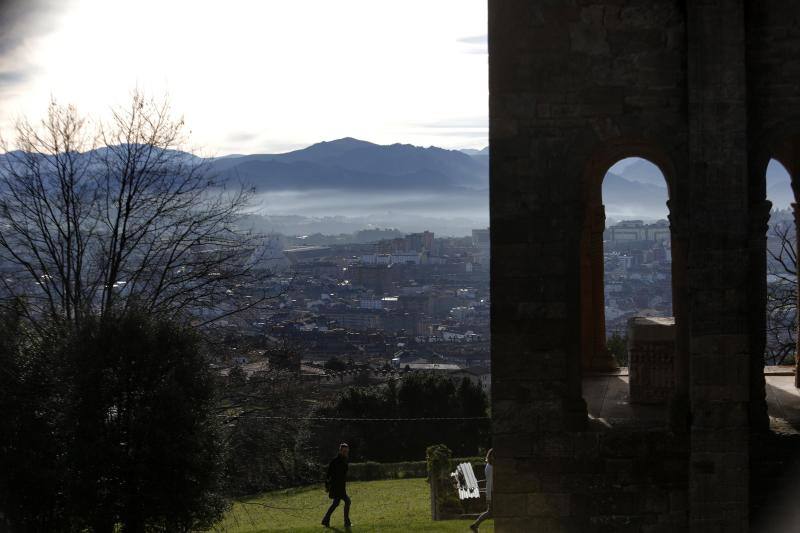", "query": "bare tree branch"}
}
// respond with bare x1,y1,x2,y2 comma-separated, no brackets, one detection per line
0,92,277,328
766,217,798,365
